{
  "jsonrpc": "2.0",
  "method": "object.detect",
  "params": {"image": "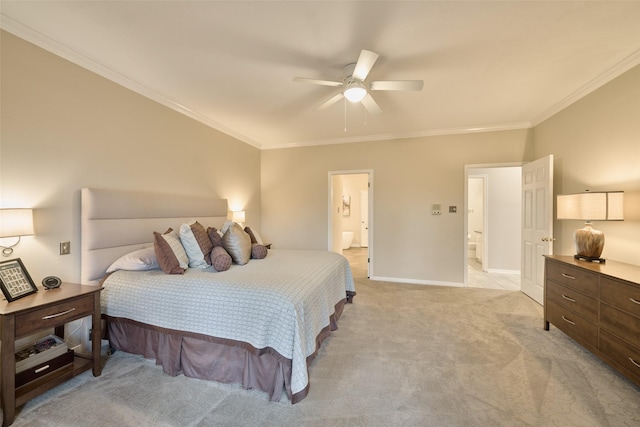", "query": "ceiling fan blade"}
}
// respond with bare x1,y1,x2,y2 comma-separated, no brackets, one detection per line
370,80,424,91
352,50,379,81
317,93,345,111
361,94,382,115
293,77,343,87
